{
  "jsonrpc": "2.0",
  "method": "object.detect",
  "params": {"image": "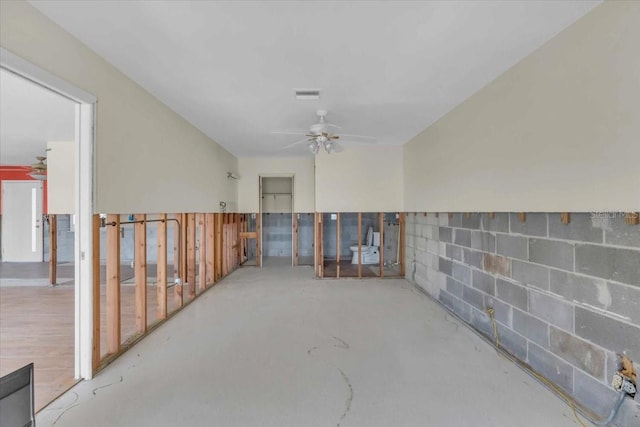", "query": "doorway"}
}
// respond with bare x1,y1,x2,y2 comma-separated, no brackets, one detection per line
1,181,43,262
1,48,96,411
259,176,294,267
